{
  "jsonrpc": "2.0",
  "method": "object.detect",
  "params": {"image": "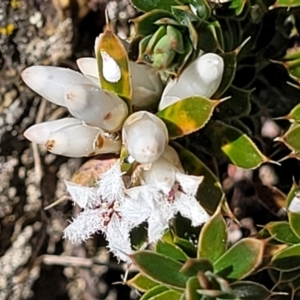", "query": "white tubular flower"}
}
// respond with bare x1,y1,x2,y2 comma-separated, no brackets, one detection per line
288,193,300,213
141,155,177,194
65,84,128,132
21,66,93,106
122,111,169,164
24,118,121,157
76,57,164,110
129,62,163,110
159,53,224,110
140,156,210,239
